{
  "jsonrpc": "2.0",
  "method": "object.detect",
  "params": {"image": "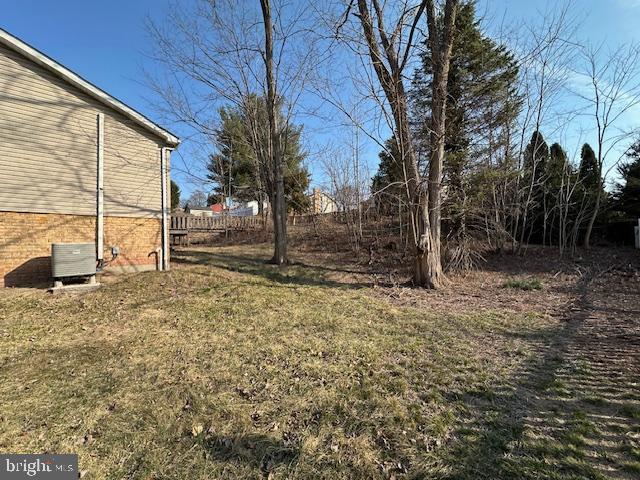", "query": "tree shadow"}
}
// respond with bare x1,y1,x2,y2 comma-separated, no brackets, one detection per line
437,313,584,479
200,434,300,475
172,249,374,289
435,267,640,479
